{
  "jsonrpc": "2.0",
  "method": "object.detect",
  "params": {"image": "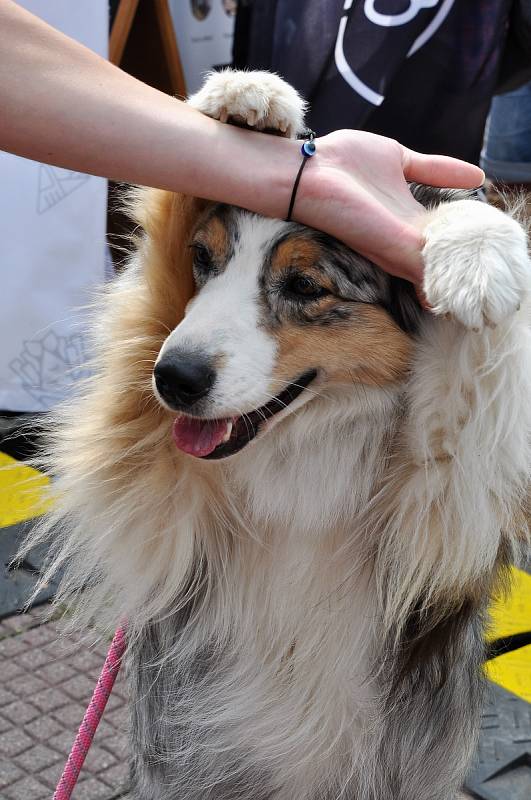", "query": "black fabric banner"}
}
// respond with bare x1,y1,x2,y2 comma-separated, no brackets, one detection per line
236,0,515,162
